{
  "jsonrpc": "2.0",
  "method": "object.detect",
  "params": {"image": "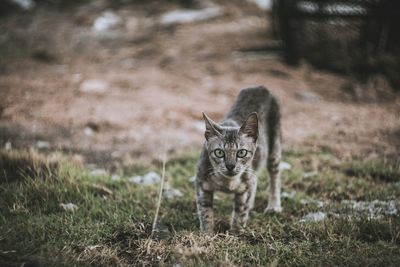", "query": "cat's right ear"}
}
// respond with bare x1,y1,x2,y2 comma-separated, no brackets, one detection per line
202,112,222,140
